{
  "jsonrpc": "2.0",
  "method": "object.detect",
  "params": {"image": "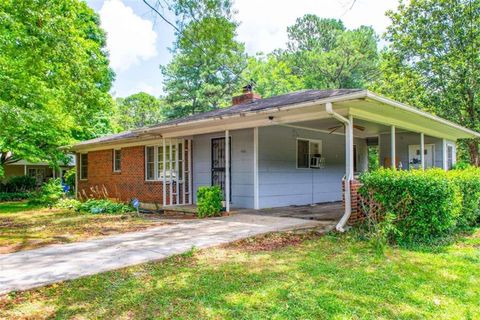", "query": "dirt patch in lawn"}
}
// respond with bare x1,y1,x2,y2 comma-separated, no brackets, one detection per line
224,230,324,252
0,204,169,254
